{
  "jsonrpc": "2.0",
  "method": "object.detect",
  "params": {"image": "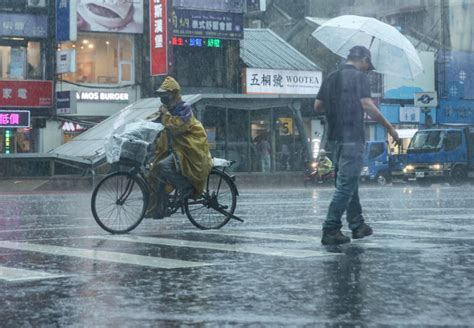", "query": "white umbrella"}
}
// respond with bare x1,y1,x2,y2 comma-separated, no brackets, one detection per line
312,15,423,79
